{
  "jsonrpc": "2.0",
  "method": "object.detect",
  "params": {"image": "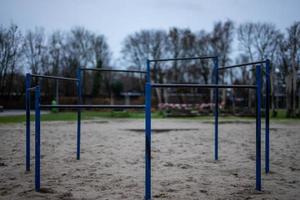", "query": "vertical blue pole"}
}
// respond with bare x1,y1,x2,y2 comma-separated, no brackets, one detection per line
256,65,262,191
145,60,151,200
35,86,41,192
76,68,82,160
265,59,270,174
214,57,219,160
146,59,151,83
25,73,31,171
